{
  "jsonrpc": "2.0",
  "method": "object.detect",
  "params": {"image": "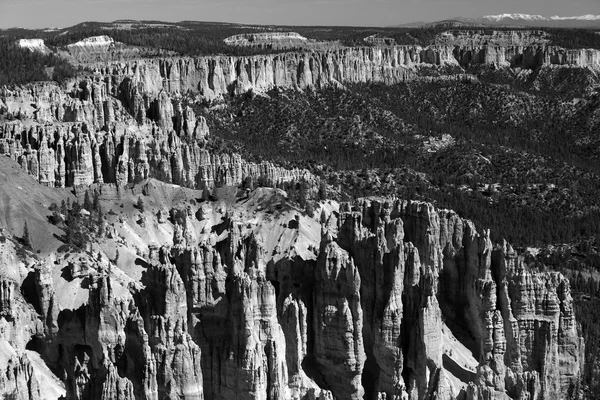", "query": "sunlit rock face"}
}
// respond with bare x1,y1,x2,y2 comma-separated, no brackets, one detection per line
224,32,311,50
89,46,459,101
15,38,52,54
85,45,600,100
